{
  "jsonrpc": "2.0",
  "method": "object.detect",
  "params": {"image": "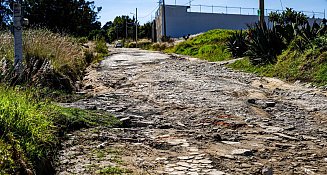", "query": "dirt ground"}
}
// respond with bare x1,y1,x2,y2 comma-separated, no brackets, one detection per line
56,48,327,175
